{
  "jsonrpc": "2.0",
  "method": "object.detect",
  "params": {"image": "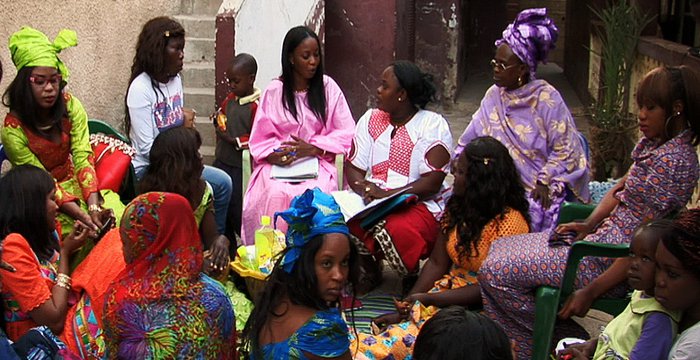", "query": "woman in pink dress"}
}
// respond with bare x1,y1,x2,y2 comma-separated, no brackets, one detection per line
241,26,355,243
